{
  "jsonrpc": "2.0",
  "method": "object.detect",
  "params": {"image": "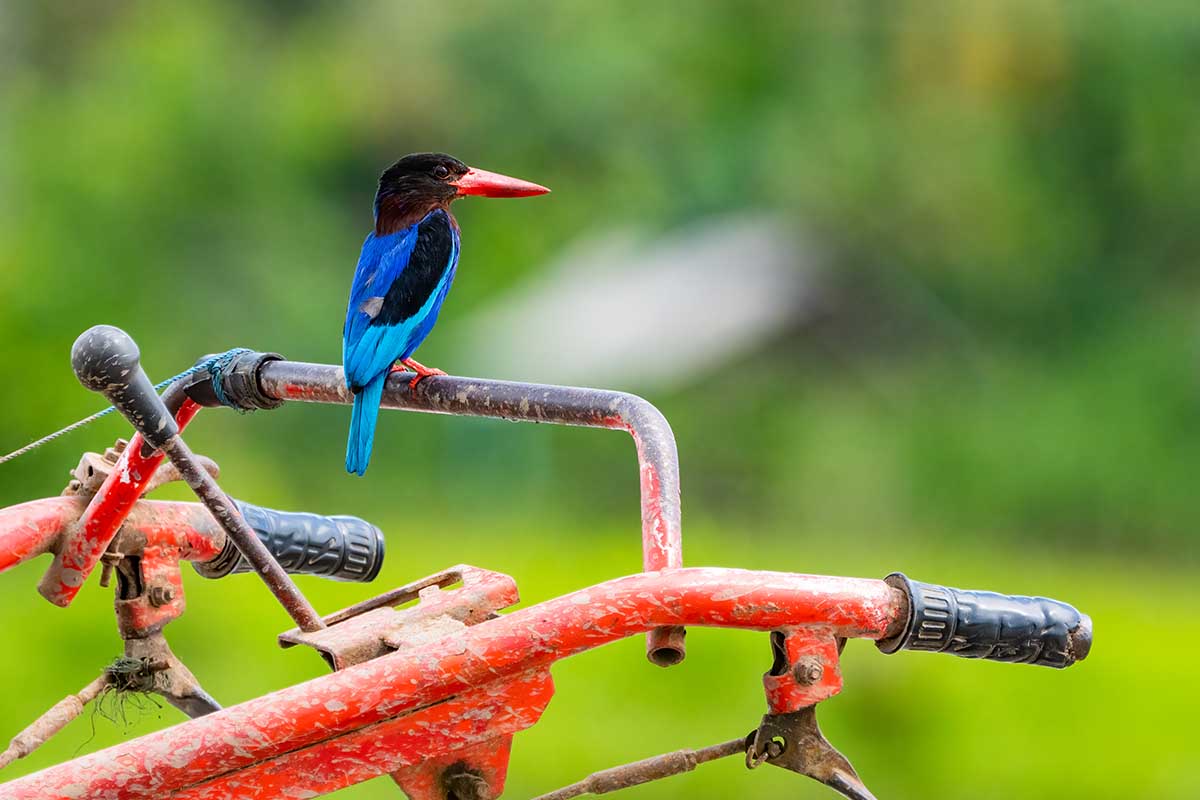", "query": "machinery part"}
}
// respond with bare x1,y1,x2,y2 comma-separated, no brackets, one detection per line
252,357,686,667
194,502,384,583
749,707,877,800
0,675,109,771
70,325,324,633
876,573,1093,668
123,634,221,719
528,737,748,799
71,326,180,451
62,442,221,498
181,350,286,411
